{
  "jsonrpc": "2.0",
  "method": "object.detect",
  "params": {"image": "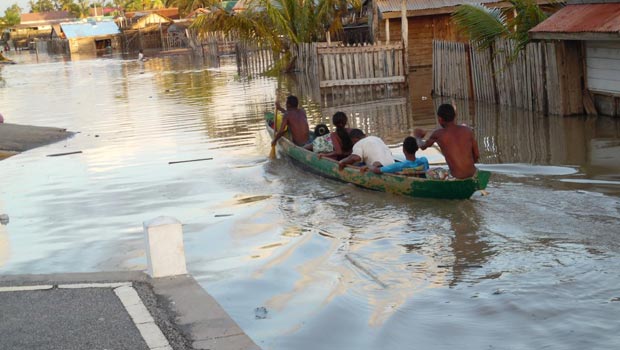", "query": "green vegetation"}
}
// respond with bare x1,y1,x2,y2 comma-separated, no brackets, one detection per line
1,4,22,31
453,0,557,55
191,0,362,72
